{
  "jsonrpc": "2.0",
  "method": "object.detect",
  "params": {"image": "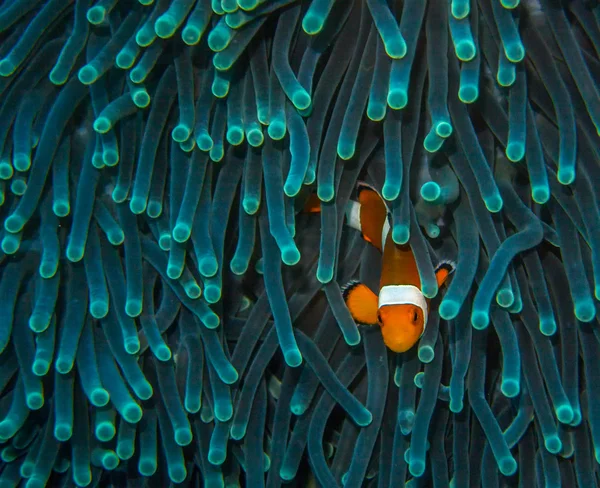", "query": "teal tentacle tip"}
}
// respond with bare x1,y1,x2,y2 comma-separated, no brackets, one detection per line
66,245,84,263
158,233,171,251
13,154,31,172
247,128,264,147
124,338,141,355
317,186,334,202
575,301,595,322
103,150,119,167
147,201,162,219
0,422,15,441
505,44,525,63
571,408,582,427
125,299,143,318
292,91,311,111
32,360,50,376
208,447,227,466
204,312,220,329
539,317,557,336
435,121,453,138
499,457,517,476
367,103,386,122
532,185,550,205
337,141,355,160
184,282,202,299
382,183,400,201
230,424,245,441
267,120,286,140
392,225,410,245
452,3,469,19
173,224,192,243
93,118,111,134
471,310,489,330
418,345,435,363
172,125,191,143
226,127,244,145
501,378,520,398
459,85,478,103
284,348,302,368
123,404,143,423
409,459,426,478
557,167,575,185
26,392,44,410
174,428,193,447
0,162,13,179
90,301,109,319
0,57,16,77
387,89,408,110
420,182,441,202
422,284,438,299
238,0,258,10
167,264,183,280
197,134,214,151
87,7,106,24
289,400,307,416
182,26,201,46
55,357,74,374
343,330,361,346
204,285,221,304
155,15,177,39
484,194,503,213
316,265,334,284
439,299,460,320
39,262,58,279
505,142,524,162
138,459,157,476
385,39,407,59
132,90,151,108
302,14,324,35
1,236,19,255
199,257,218,277
282,247,301,266
96,422,116,442
156,345,172,361
496,289,514,308
5,215,24,233
129,197,147,215
449,398,463,413
356,409,373,427
223,366,239,384
78,65,100,85
456,42,476,62
544,434,562,454
501,0,519,7
556,404,574,425
215,403,233,422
